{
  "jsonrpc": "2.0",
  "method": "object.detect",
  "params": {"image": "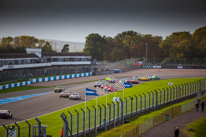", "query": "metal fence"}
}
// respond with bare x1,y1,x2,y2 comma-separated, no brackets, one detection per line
0,118,50,137
61,79,206,137
97,57,206,67
120,99,196,137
